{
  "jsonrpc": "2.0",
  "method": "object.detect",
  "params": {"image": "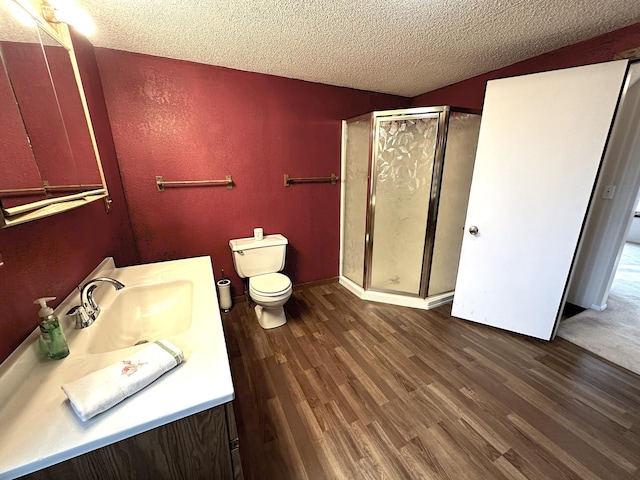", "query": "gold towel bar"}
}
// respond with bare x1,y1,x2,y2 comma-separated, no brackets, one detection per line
0,187,45,198
0,183,103,198
284,173,339,187
43,182,103,194
156,175,234,191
